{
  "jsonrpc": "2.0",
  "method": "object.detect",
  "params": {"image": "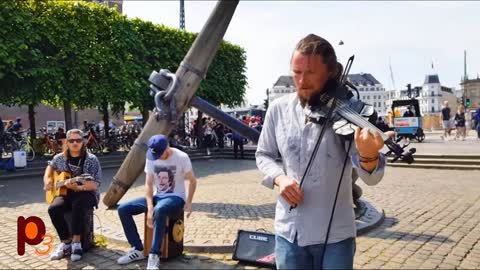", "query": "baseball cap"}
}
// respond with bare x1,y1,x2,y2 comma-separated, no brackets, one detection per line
146,134,168,160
